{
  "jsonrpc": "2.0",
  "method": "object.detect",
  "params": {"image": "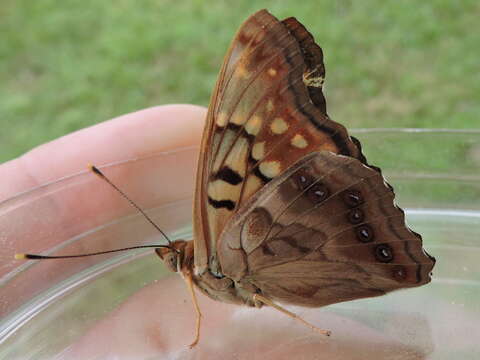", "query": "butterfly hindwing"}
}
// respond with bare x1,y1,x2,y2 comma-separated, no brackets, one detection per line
217,151,435,307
